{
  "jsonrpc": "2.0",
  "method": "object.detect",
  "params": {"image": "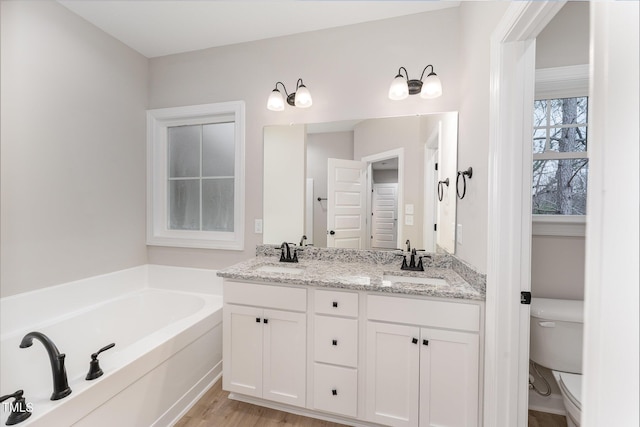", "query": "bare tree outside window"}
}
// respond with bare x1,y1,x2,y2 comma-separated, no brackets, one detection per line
532,97,588,215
